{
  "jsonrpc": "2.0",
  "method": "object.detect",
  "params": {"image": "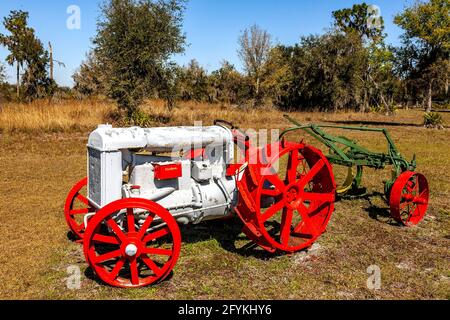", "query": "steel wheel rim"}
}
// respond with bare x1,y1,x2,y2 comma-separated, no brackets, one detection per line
255,142,336,252
83,199,181,288
64,177,95,239
390,172,429,226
